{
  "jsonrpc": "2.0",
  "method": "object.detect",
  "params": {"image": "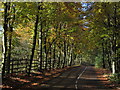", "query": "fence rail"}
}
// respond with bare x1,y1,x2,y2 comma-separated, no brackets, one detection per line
3,59,39,75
